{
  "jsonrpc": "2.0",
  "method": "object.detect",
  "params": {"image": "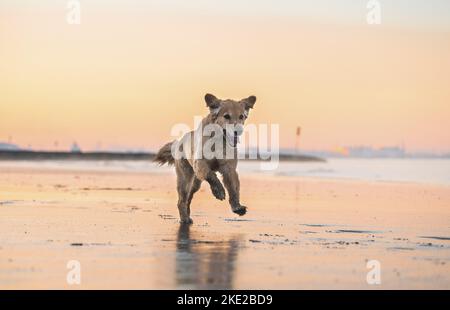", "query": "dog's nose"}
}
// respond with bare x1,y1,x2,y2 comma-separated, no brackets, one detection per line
235,124,244,136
